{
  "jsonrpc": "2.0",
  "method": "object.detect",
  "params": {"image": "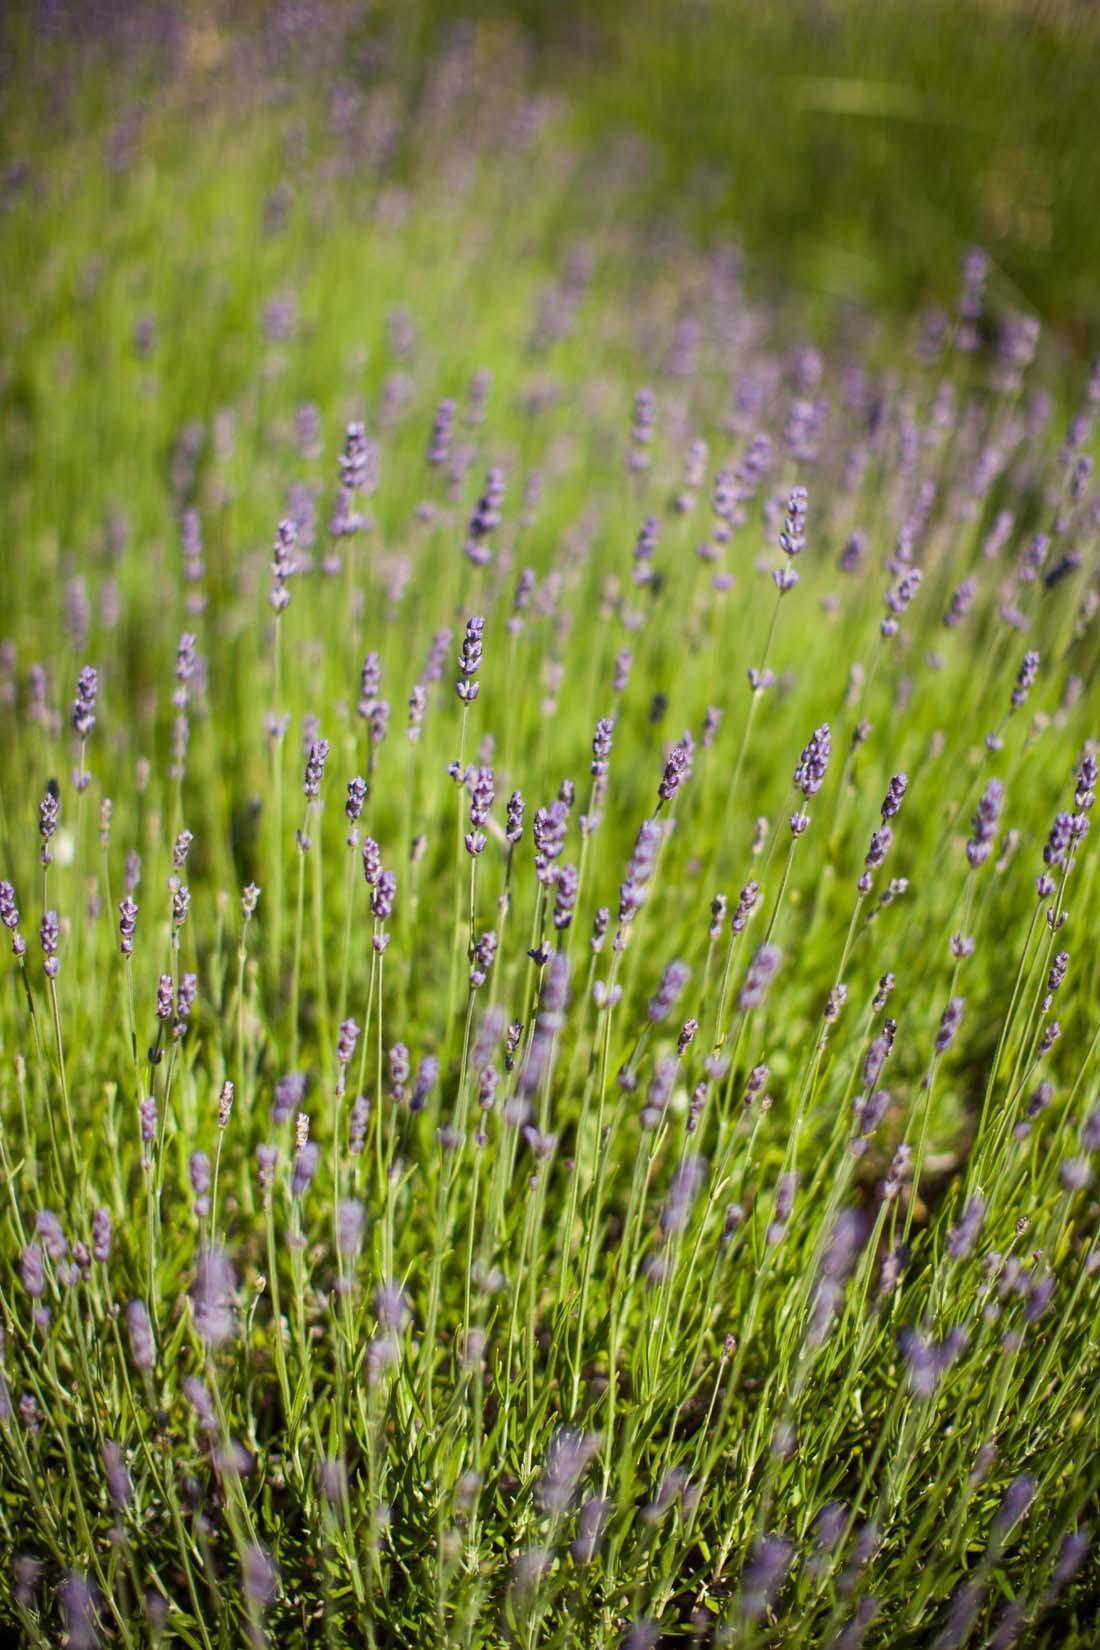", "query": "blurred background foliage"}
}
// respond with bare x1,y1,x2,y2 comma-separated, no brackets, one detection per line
1,0,1098,379
11,1,1098,321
